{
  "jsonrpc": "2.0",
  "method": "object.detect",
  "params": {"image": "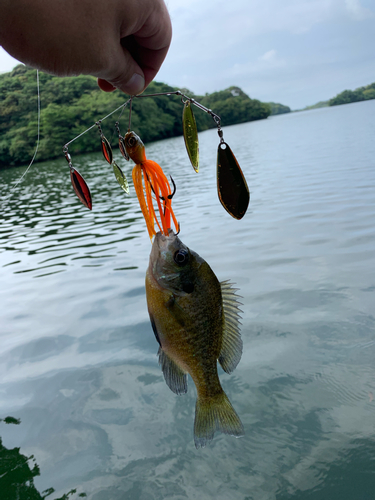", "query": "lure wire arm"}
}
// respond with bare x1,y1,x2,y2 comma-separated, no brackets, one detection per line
128,97,133,131
133,90,222,129
62,91,223,154
62,98,131,151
